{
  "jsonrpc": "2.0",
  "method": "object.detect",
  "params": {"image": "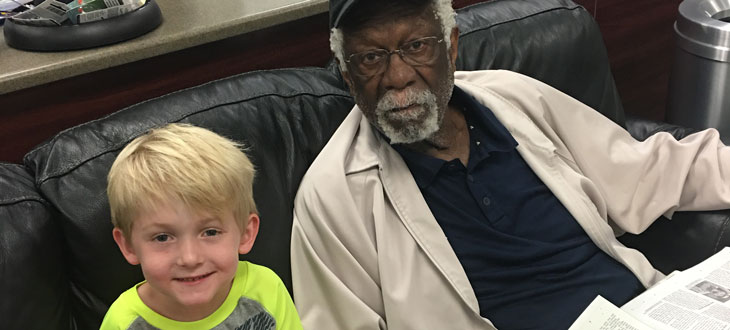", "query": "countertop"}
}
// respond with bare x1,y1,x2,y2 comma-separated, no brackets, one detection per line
0,0,328,94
